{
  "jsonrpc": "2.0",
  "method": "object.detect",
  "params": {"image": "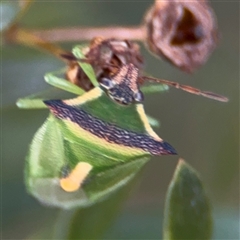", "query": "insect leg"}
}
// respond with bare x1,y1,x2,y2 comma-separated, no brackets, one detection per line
142,76,228,102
